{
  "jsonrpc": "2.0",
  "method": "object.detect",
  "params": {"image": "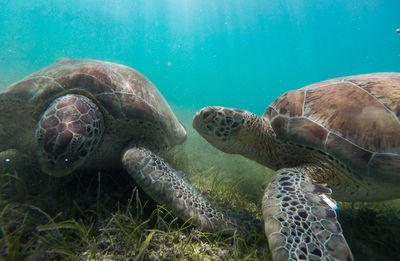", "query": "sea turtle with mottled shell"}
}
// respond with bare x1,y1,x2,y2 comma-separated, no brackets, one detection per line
0,58,257,236
193,73,400,260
